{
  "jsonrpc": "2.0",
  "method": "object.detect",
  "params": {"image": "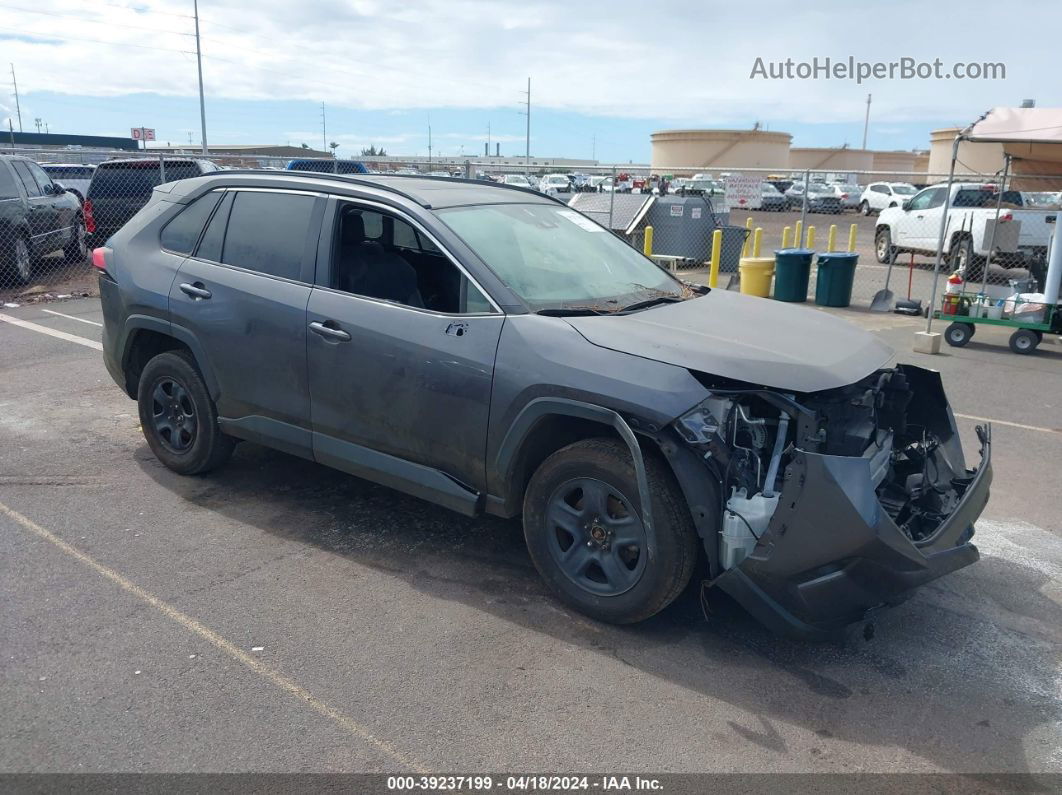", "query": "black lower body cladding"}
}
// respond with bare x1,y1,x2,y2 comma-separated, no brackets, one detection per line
704,365,992,639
